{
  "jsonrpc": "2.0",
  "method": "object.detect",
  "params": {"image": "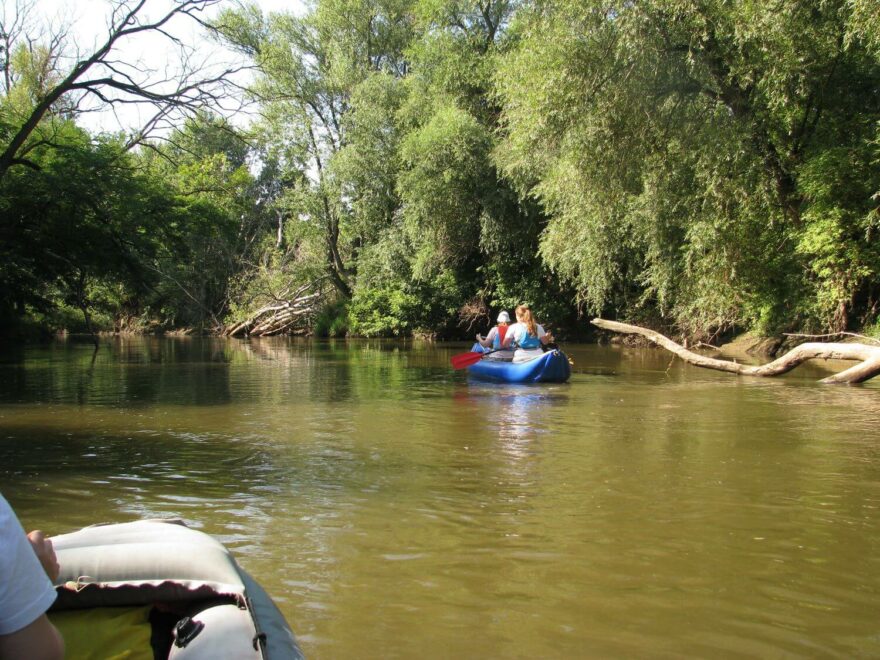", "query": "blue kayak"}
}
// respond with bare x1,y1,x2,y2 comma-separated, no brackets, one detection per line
467,349,571,383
